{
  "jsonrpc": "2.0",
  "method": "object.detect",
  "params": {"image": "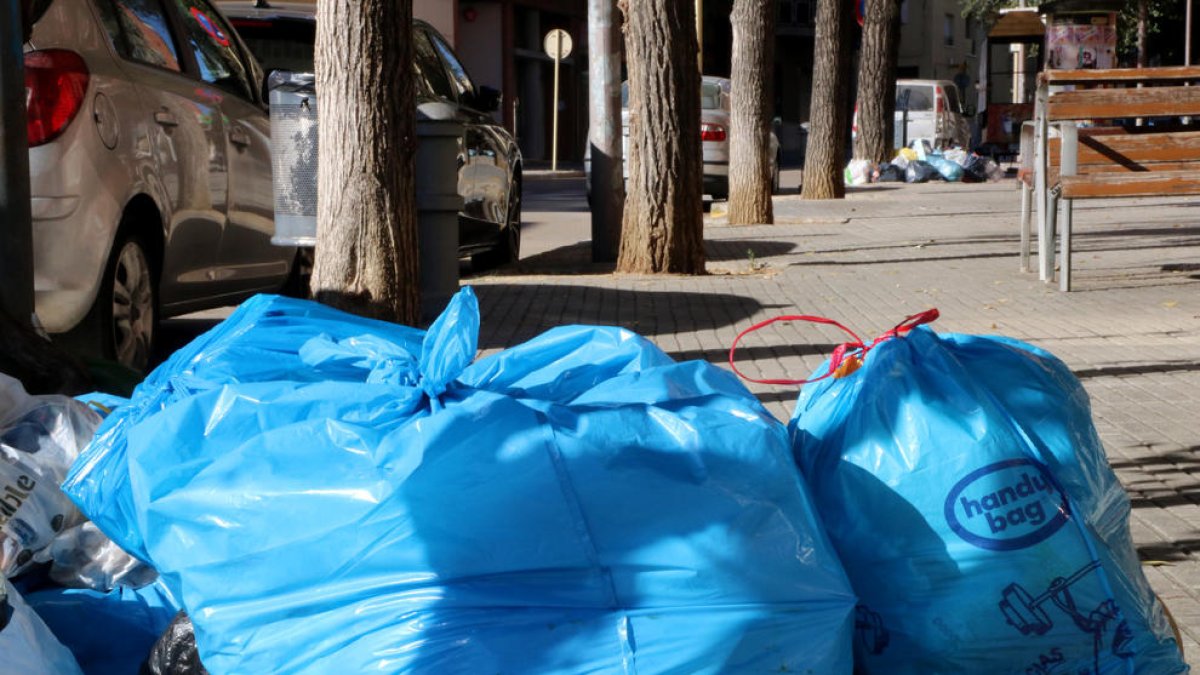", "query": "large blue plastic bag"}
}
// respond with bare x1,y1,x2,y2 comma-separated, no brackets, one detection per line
790,325,1185,673
72,288,856,674
24,580,179,674
61,295,425,562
